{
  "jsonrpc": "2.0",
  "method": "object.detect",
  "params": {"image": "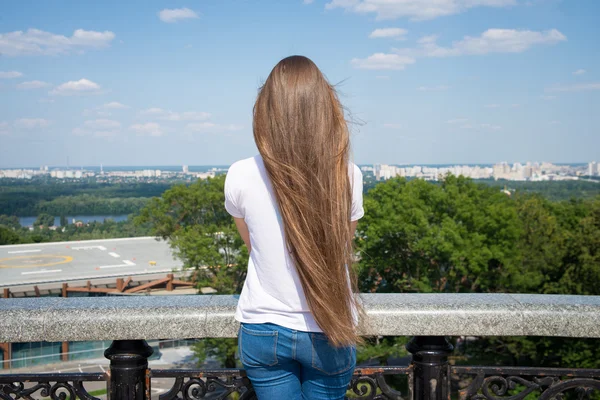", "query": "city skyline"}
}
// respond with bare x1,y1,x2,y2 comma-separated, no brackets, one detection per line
2,160,597,182
1,0,599,167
